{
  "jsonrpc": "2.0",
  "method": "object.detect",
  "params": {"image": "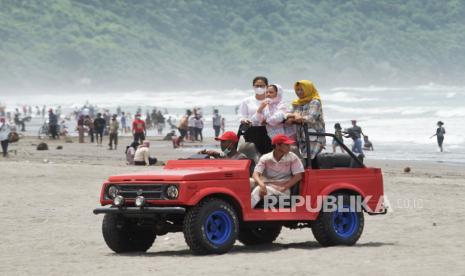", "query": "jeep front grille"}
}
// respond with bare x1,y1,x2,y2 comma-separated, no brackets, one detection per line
117,184,164,200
